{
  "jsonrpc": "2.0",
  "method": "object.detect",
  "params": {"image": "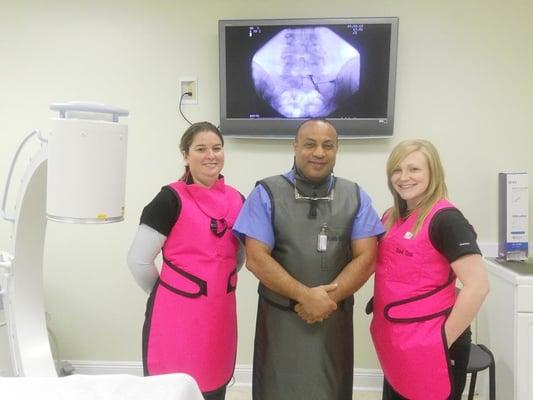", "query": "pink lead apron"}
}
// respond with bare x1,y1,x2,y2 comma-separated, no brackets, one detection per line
370,200,457,400
143,178,242,393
